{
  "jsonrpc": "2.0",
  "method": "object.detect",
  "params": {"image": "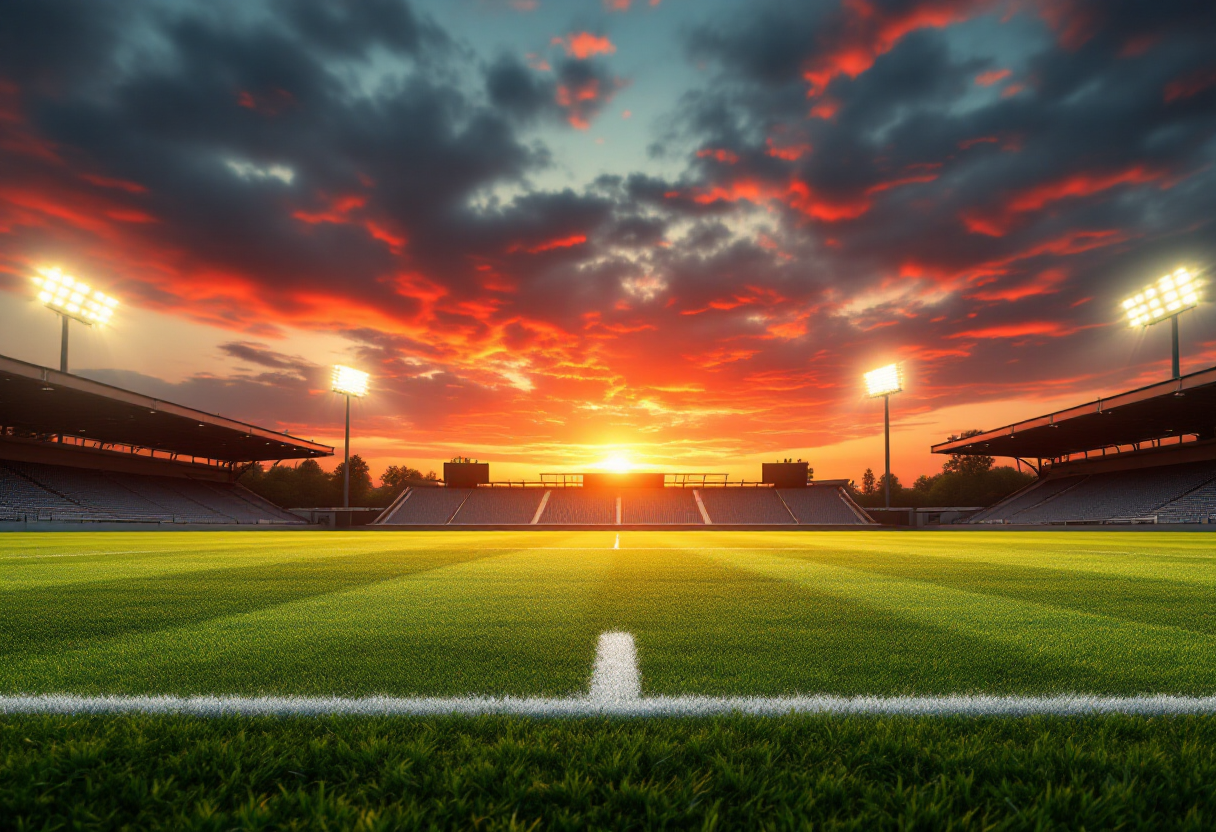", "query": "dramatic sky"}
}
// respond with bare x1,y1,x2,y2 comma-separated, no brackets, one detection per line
1,0,1214,483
